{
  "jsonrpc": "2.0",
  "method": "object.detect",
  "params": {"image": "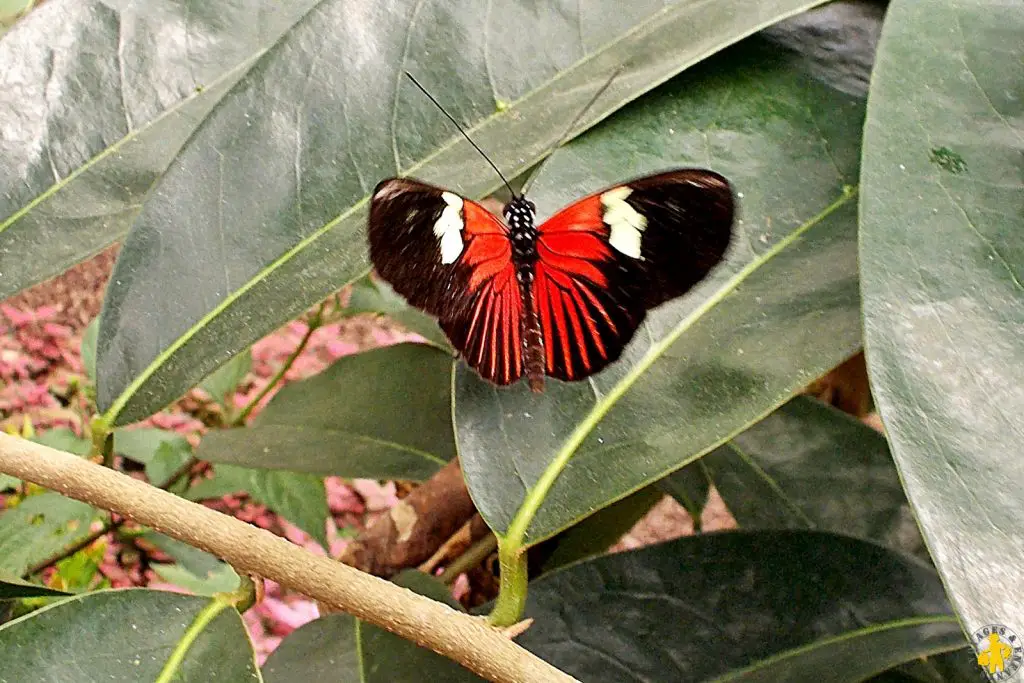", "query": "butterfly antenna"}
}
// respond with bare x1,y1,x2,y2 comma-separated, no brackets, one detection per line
404,71,518,199
519,66,623,196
